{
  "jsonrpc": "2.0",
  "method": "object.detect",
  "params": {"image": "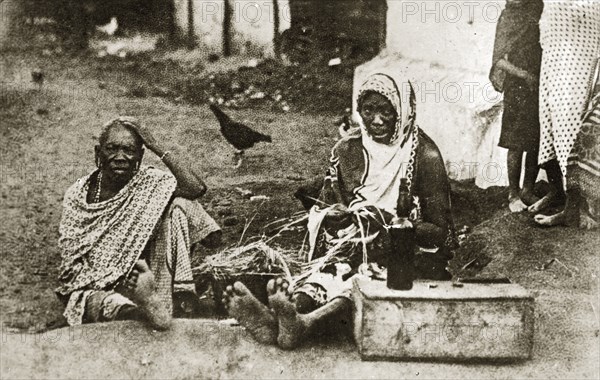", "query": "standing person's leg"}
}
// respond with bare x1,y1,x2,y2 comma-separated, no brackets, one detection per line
521,150,541,205
579,195,599,229
507,150,528,212
534,188,579,226
528,159,565,212
501,79,531,213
